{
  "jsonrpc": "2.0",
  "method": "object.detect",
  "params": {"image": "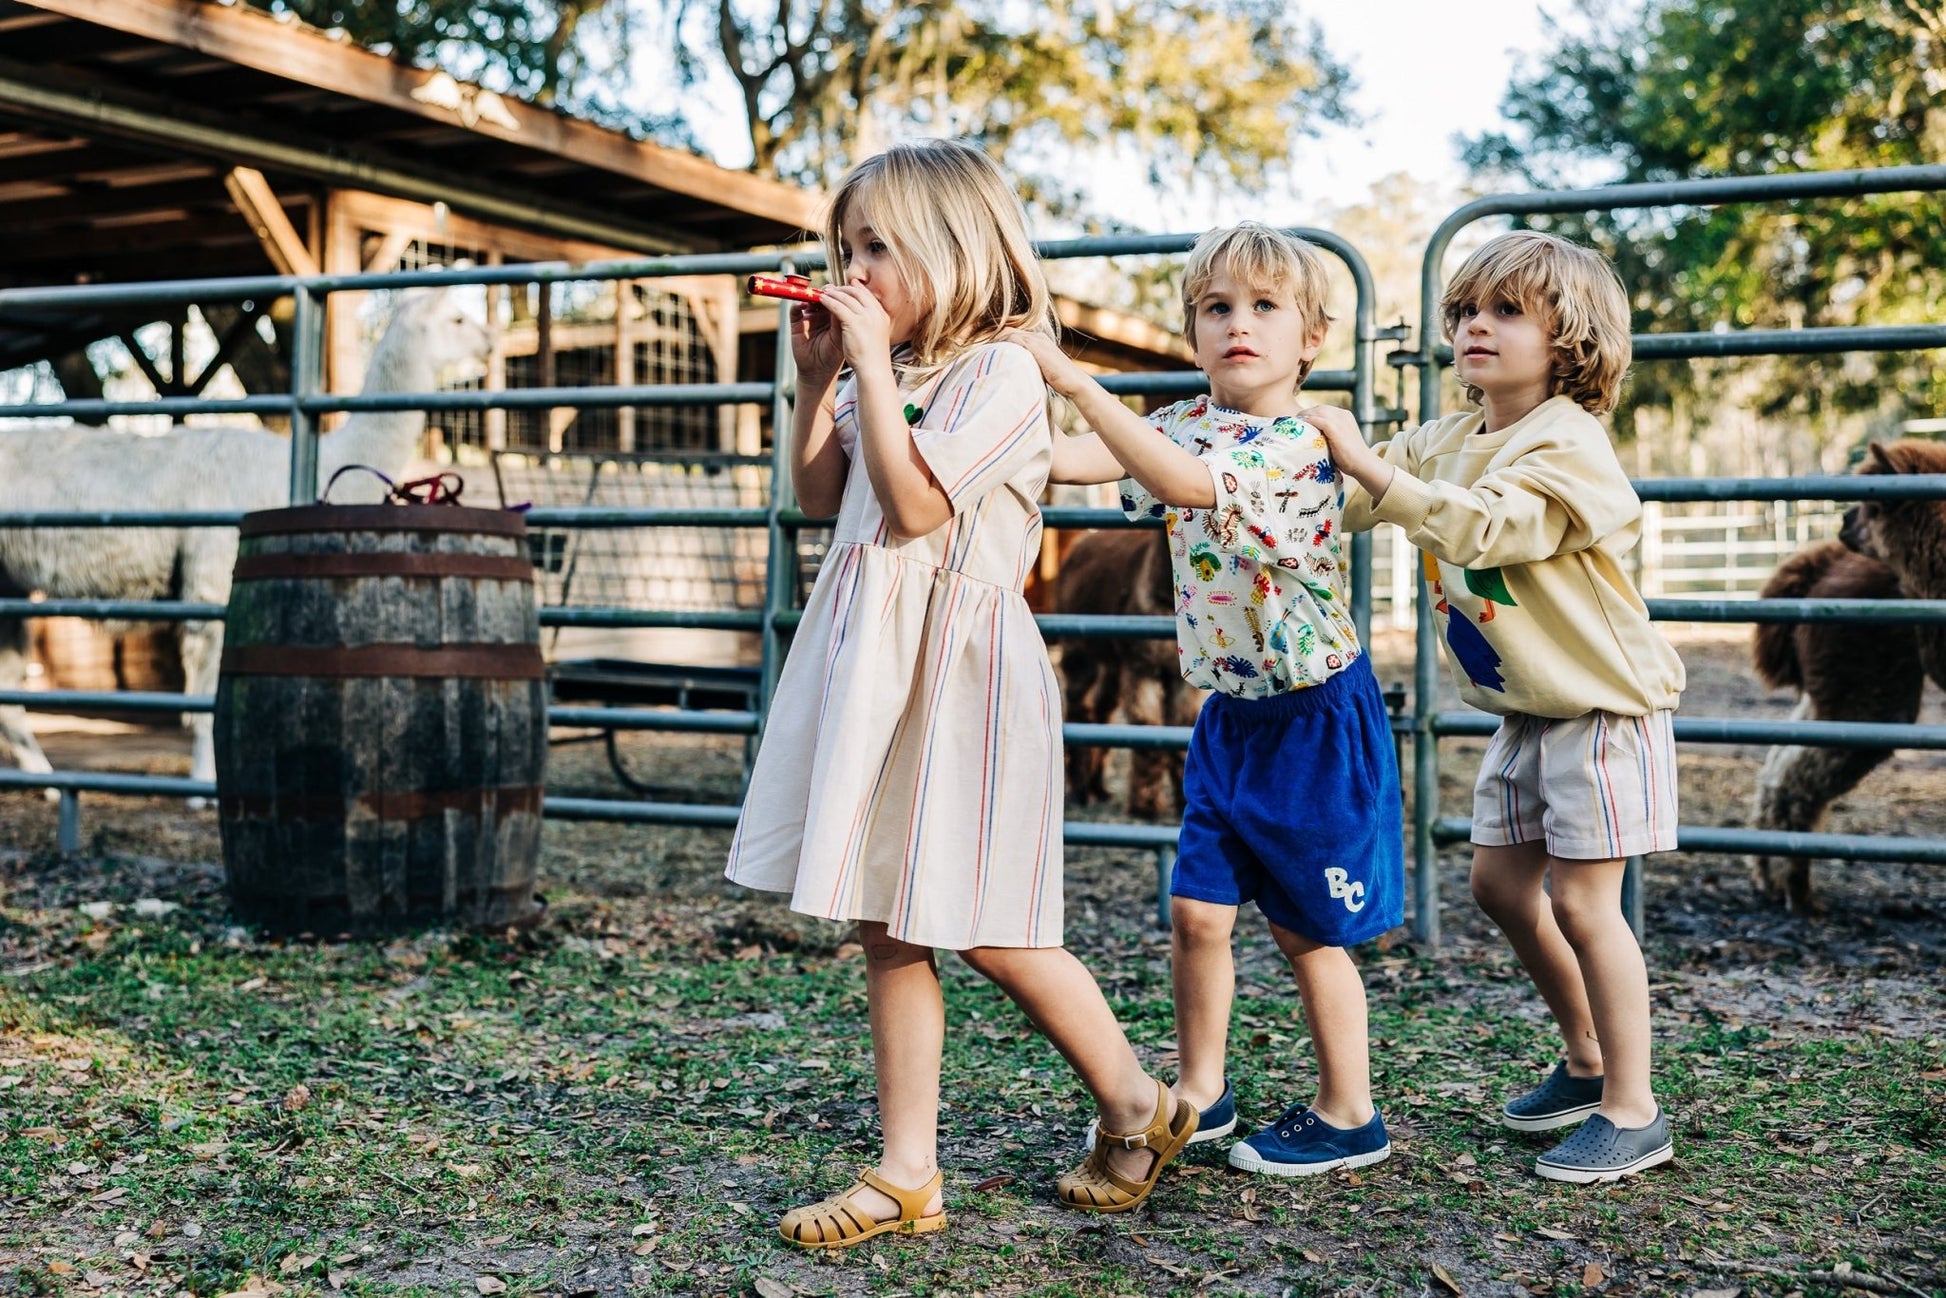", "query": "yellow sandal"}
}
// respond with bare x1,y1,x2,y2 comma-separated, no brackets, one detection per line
778,1168,946,1248
1057,1079,1196,1213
